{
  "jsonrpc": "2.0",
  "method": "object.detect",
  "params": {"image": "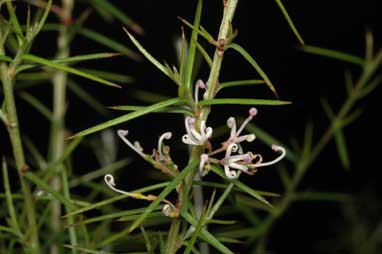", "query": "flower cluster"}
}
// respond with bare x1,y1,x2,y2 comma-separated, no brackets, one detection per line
187,107,286,179
104,81,286,218
110,108,285,182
